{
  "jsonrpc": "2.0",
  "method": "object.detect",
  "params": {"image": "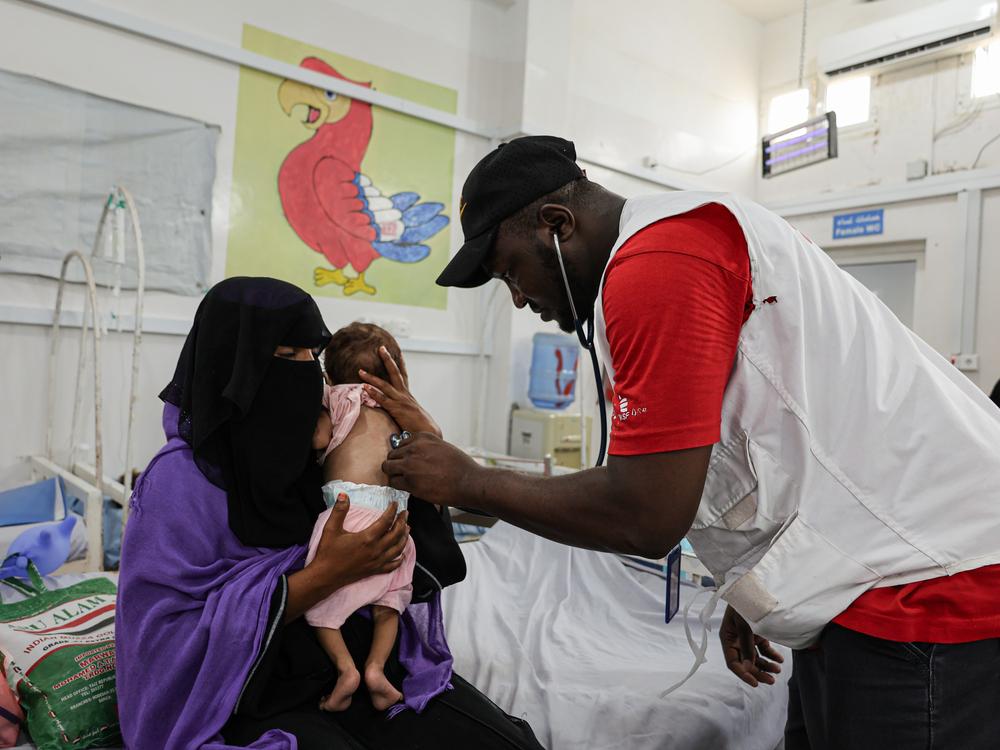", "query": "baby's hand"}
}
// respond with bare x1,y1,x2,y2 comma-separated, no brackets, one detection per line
312,410,333,451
